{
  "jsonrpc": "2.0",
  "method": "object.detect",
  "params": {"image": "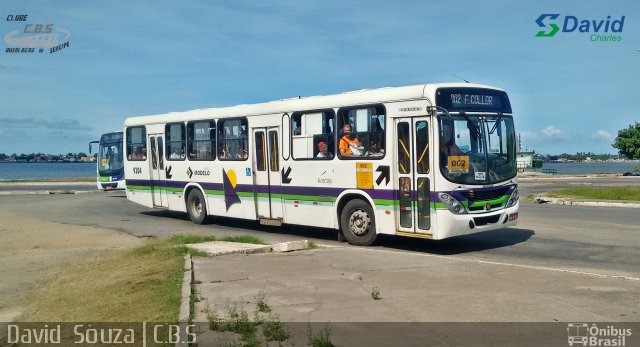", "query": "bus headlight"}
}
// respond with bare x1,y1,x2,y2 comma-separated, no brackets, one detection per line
438,193,467,215
506,188,519,208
